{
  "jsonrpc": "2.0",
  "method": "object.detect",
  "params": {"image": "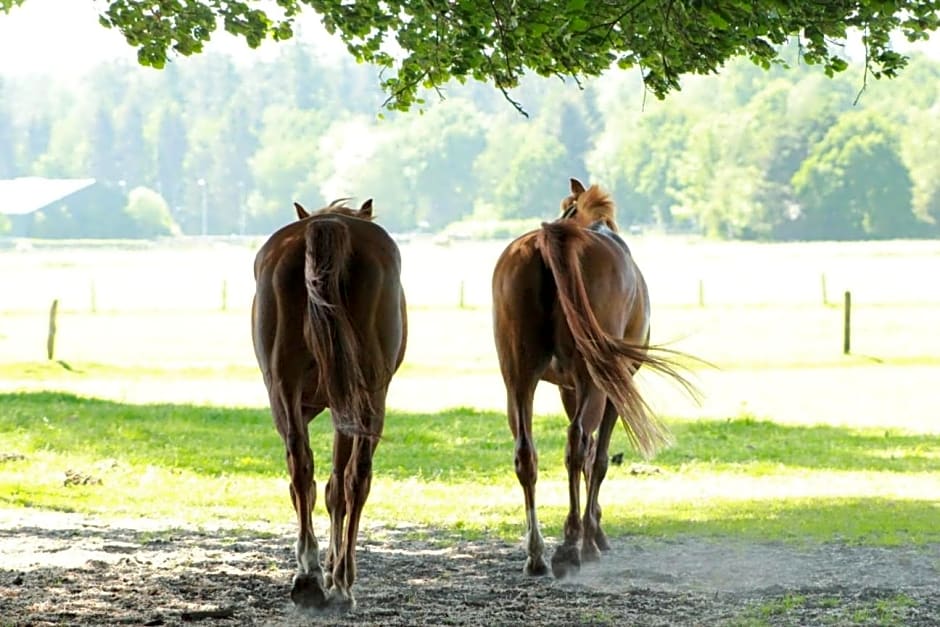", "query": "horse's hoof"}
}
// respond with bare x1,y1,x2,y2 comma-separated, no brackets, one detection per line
551,545,581,579
595,529,612,552
524,555,550,577
290,573,330,609
329,586,357,610
581,540,601,563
